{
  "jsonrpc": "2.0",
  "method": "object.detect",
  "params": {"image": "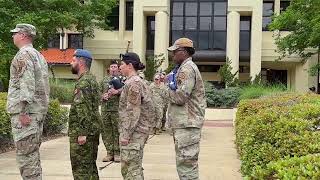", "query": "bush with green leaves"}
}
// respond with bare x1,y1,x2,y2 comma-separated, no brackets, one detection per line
205,82,240,108
50,79,75,104
251,154,320,179
235,93,320,178
0,93,12,149
0,93,68,151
